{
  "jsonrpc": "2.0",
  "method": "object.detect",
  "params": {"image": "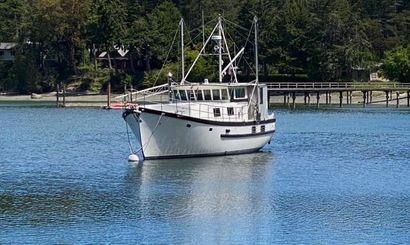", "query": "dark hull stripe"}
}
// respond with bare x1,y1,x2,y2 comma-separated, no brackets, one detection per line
134,108,276,126
220,130,275,138
144,147,263,160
